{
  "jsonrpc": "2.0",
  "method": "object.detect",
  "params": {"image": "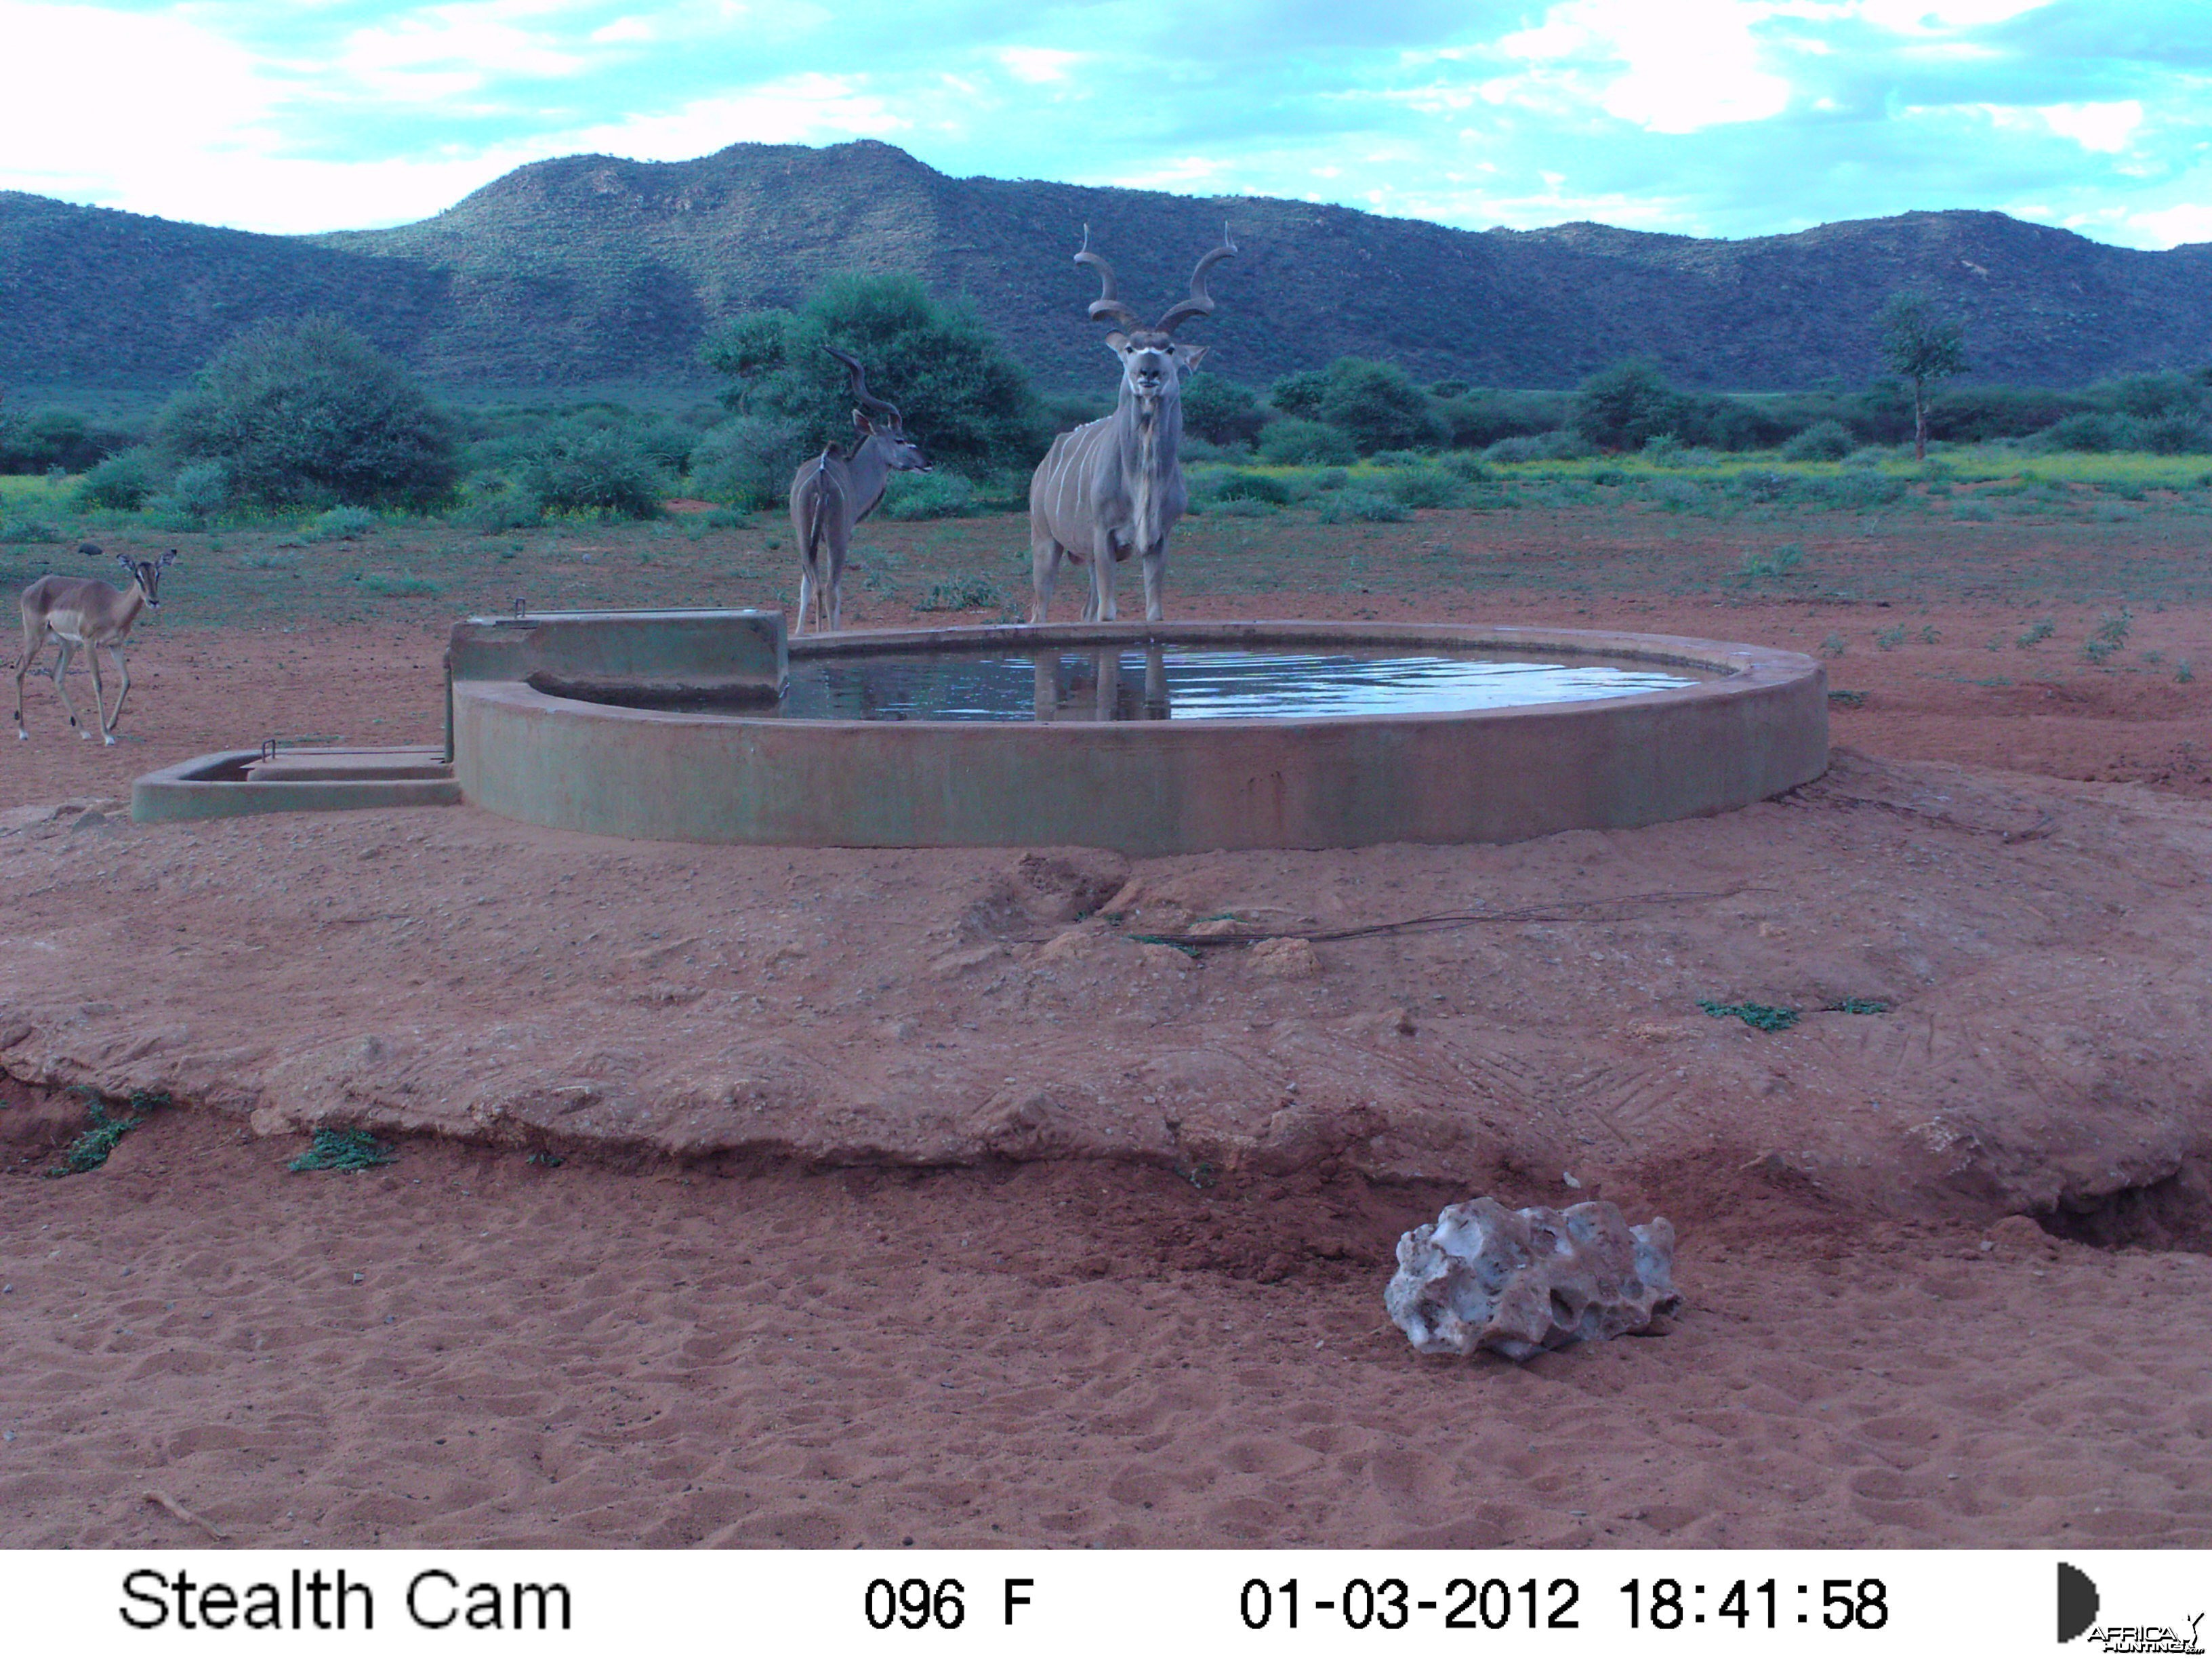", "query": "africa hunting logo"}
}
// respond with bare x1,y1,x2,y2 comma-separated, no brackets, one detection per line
2060,1563,2206,1653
